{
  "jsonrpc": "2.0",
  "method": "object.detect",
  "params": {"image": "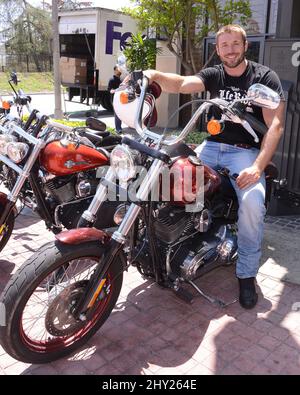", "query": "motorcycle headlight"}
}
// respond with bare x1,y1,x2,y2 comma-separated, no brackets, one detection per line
110,145,136,183
0,134,17,155
6,142,29,163
113,203,130,225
